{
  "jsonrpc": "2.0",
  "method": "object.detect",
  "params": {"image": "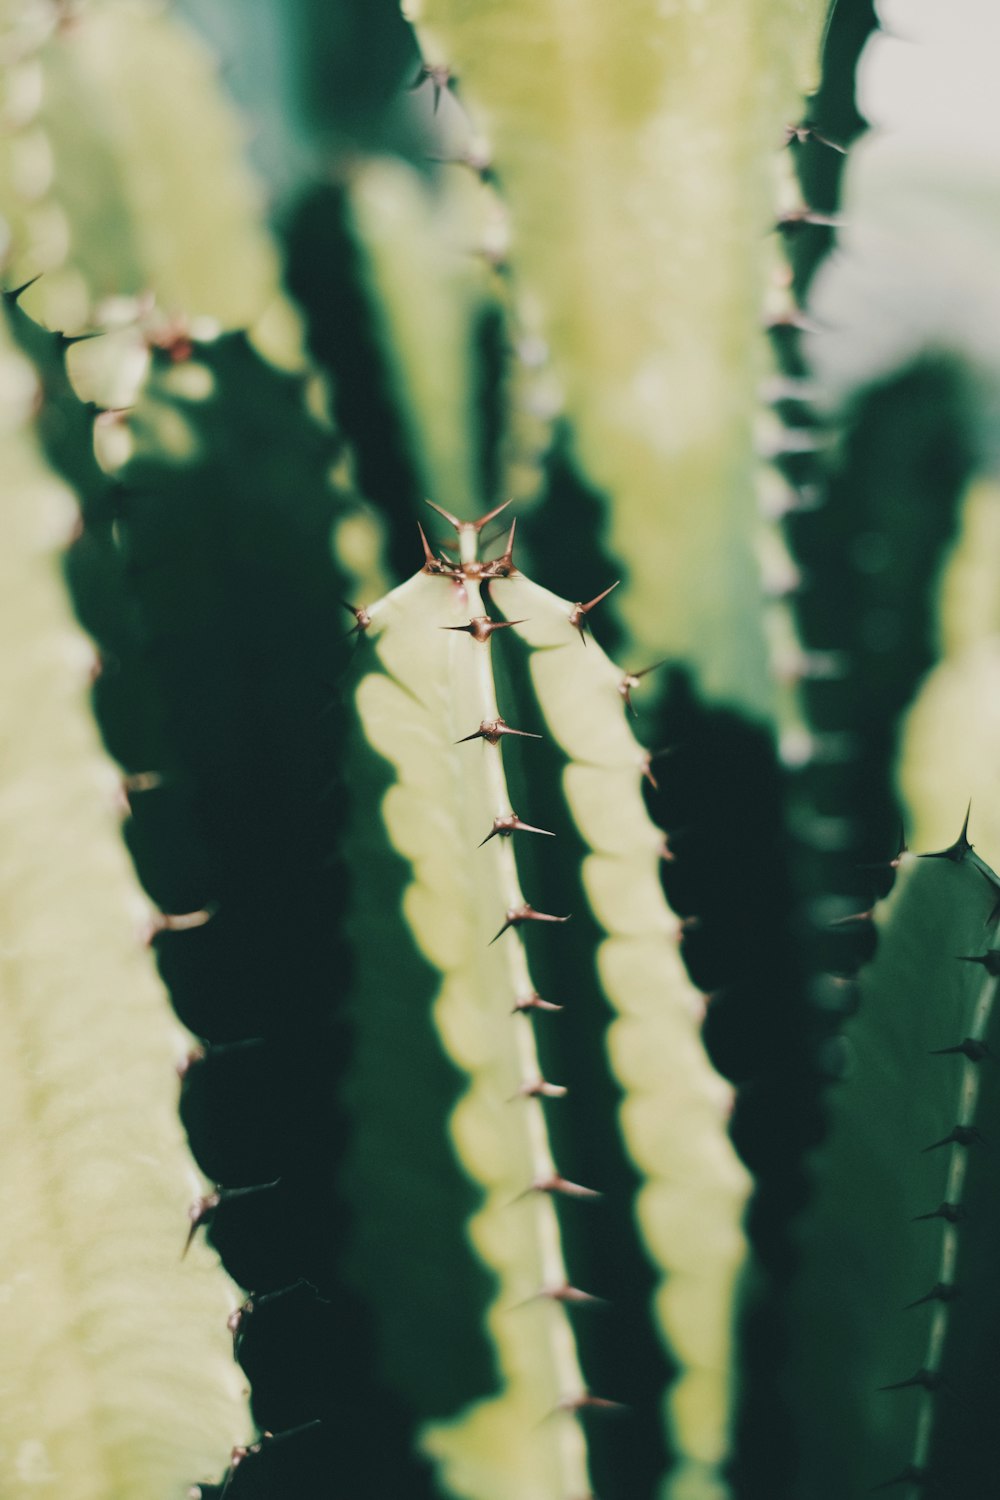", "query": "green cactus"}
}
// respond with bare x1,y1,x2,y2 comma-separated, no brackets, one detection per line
5,0,1000,1498
786,839,1000,1498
